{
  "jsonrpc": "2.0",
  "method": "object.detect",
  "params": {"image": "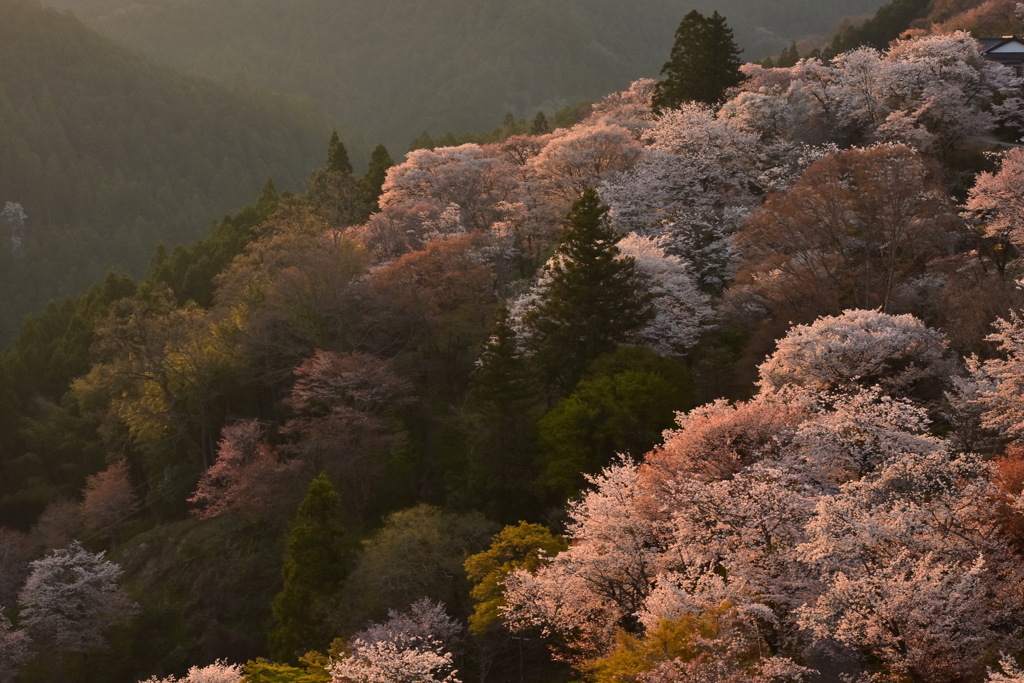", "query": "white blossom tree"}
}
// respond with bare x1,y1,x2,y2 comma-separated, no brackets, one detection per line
757,309,954,398
0,608,31,683
17,541,138,653
138,660,243,683
332,601,462,683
